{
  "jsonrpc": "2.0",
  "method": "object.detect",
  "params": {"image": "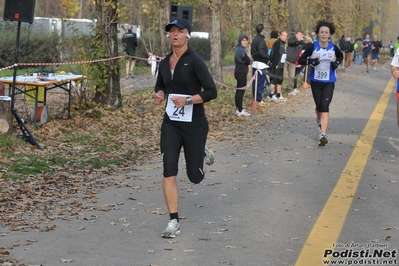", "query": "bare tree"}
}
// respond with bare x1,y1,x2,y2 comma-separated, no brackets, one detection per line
159,0,171,57
263,0,272,40
208,0,223,81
